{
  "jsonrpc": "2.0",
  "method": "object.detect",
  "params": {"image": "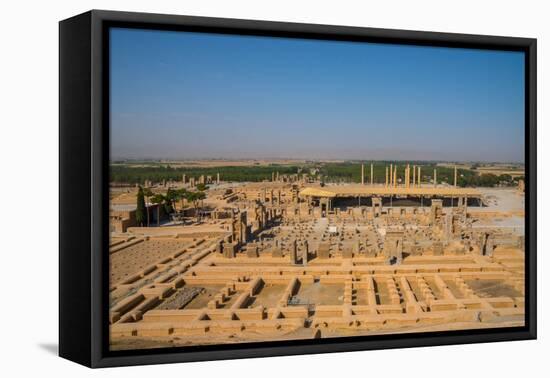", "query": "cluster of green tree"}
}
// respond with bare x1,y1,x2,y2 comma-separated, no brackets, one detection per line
134,184,208,226
457,173,518,188
116,161,520,189
110,164,300,184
